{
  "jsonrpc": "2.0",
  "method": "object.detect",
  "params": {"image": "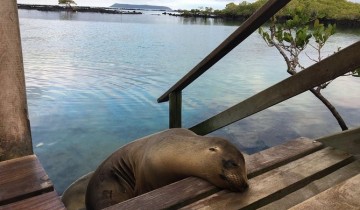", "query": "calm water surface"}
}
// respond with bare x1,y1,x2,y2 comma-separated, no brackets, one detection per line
19,10,360,193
